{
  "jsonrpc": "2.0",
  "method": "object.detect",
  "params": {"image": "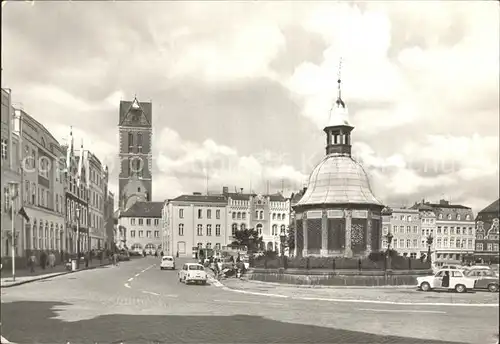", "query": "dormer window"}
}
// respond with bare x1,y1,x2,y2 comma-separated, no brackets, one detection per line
439,214,443,220
457,215,461,221
447,214,452,220
466,214,470,220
